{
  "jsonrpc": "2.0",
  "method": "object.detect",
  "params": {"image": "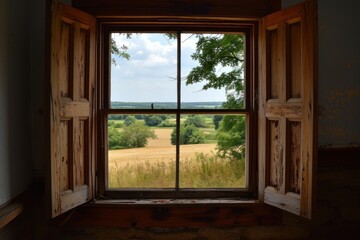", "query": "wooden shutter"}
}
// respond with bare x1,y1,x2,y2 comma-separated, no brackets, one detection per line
258,2,316,218
50,3,96,217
